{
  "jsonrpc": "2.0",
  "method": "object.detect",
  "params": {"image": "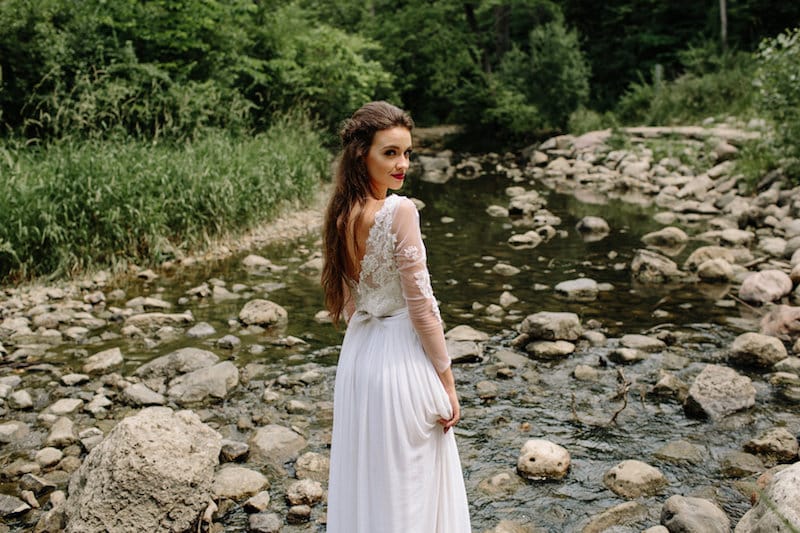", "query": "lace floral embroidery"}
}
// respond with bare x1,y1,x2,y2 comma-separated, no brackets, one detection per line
400,245,421,261
413,270,442,322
